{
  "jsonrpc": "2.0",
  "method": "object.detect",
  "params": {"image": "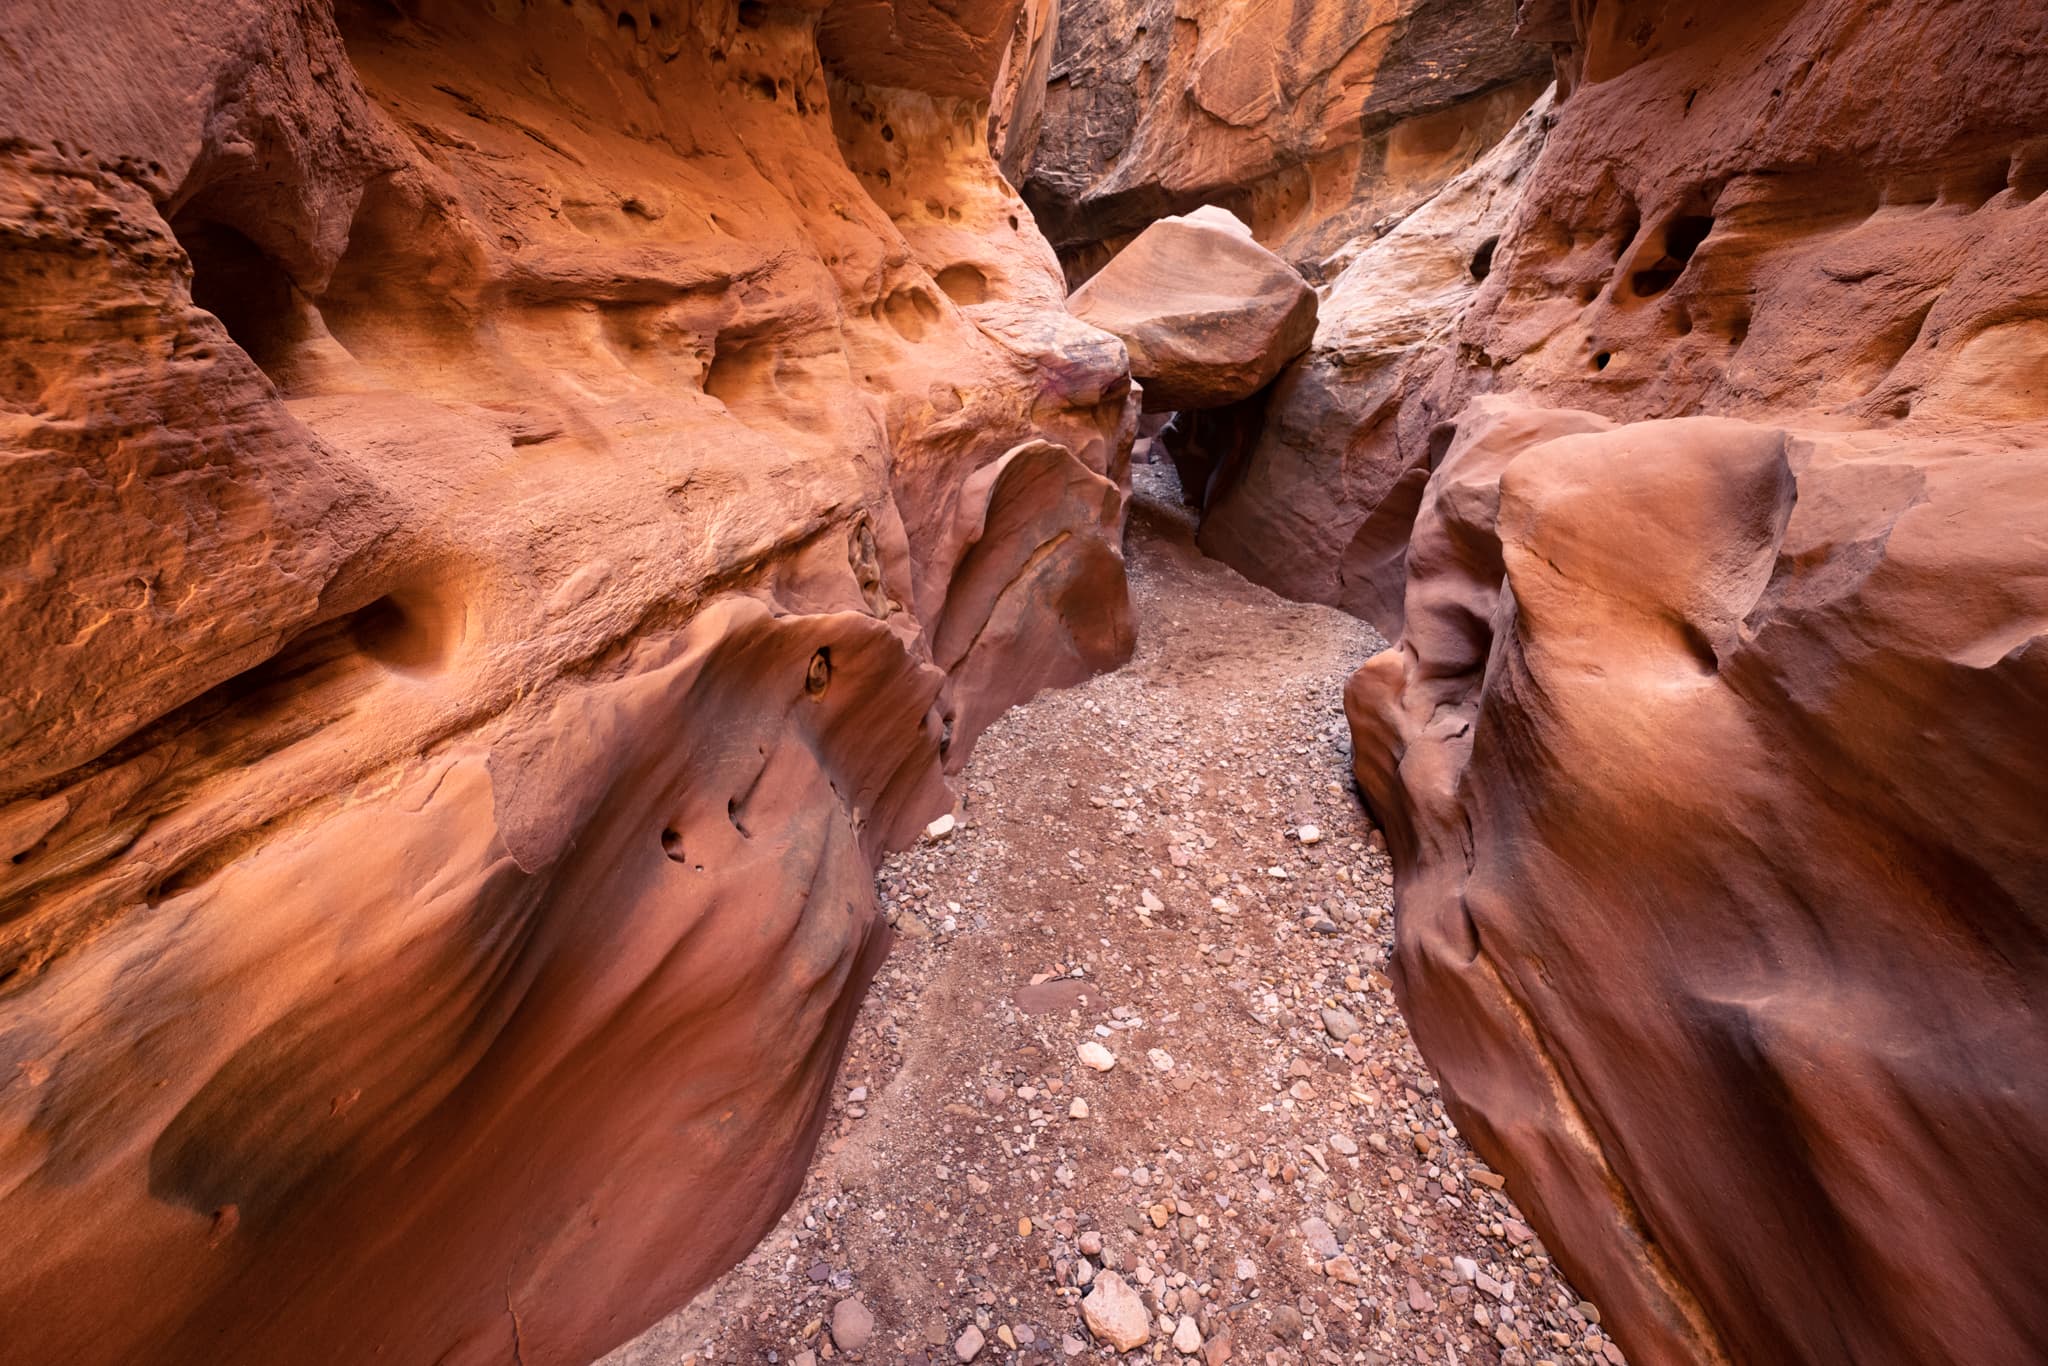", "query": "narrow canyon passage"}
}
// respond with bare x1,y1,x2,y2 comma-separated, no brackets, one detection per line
6,3,2043,1363
610,466,1624,1366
